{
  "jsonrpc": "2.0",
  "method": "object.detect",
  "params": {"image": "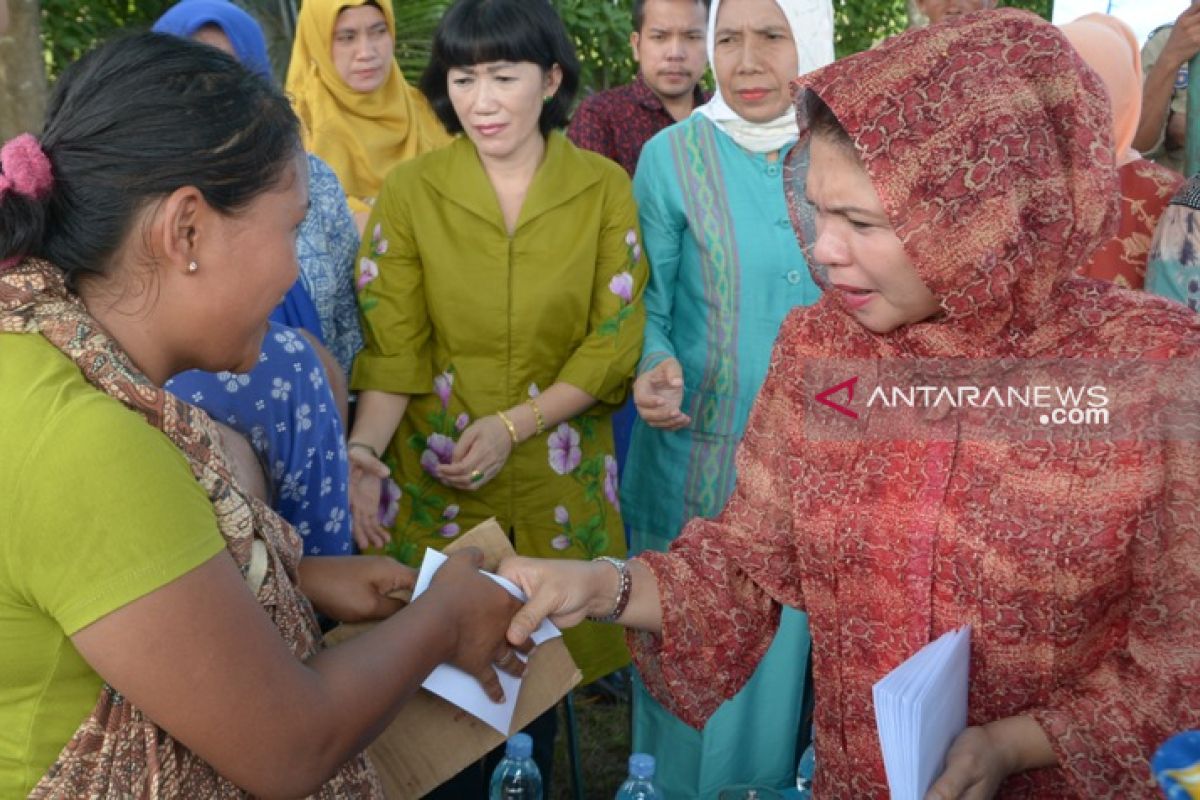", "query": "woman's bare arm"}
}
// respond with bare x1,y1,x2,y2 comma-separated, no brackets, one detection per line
72,547,518,798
